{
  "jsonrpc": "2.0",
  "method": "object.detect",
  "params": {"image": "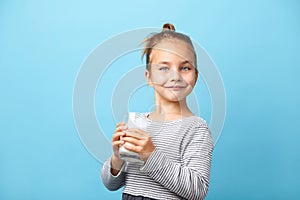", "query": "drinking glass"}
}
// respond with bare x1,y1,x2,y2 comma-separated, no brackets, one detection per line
118,112,145,163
